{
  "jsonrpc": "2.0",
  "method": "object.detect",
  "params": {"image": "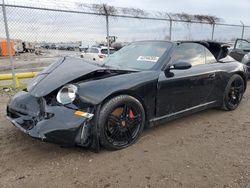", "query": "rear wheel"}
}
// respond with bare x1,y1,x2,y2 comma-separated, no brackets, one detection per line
222,74,244,110
98,95,145,150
